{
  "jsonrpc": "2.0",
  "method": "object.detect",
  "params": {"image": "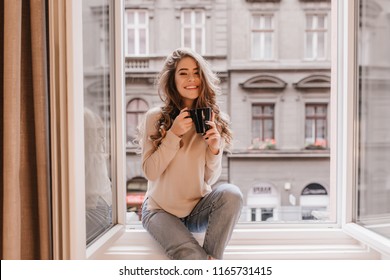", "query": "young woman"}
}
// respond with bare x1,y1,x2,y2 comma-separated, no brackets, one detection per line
139,48,243,260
